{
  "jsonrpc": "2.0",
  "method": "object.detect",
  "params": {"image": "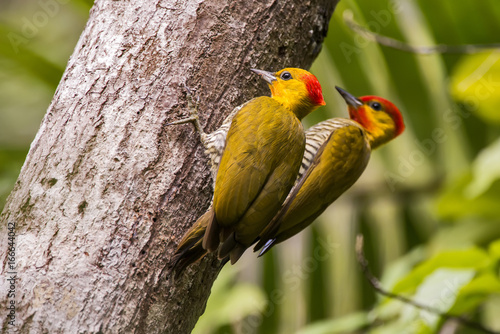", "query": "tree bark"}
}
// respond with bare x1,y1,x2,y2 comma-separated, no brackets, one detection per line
0,0,337,333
